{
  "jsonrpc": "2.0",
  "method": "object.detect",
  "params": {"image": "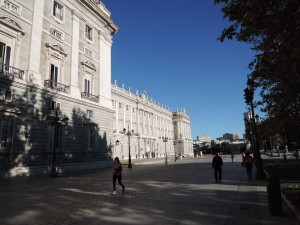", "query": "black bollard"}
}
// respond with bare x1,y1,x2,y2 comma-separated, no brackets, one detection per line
267,176,282,216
